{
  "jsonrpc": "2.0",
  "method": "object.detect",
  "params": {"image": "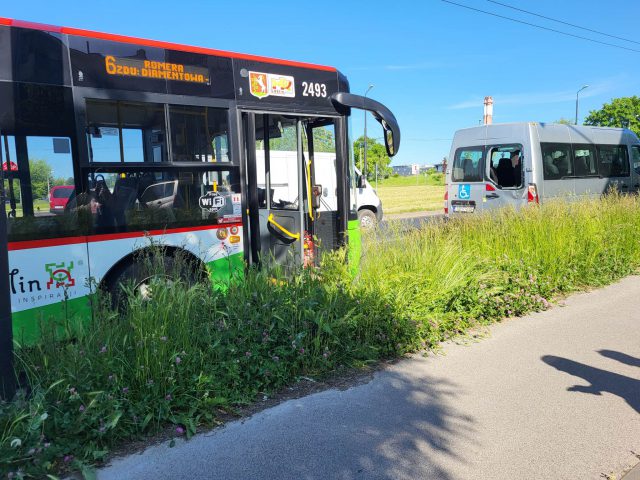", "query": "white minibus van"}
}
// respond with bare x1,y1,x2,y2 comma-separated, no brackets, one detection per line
256,151,383,228
445,122,640,215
